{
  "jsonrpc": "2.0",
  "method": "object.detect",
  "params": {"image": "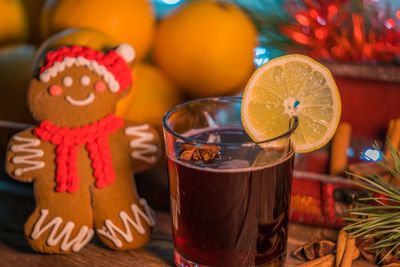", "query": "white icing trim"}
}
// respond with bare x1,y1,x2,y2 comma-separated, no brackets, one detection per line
65,93,95,106
39,57,120,92
31,209,94,252
125,125,157,164
11,136,45,176
97,199,155,248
